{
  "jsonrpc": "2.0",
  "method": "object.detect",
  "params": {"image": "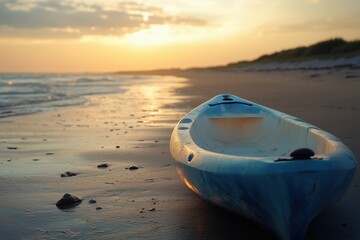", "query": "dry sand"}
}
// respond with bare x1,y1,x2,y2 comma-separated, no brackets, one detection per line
0,68,359,240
